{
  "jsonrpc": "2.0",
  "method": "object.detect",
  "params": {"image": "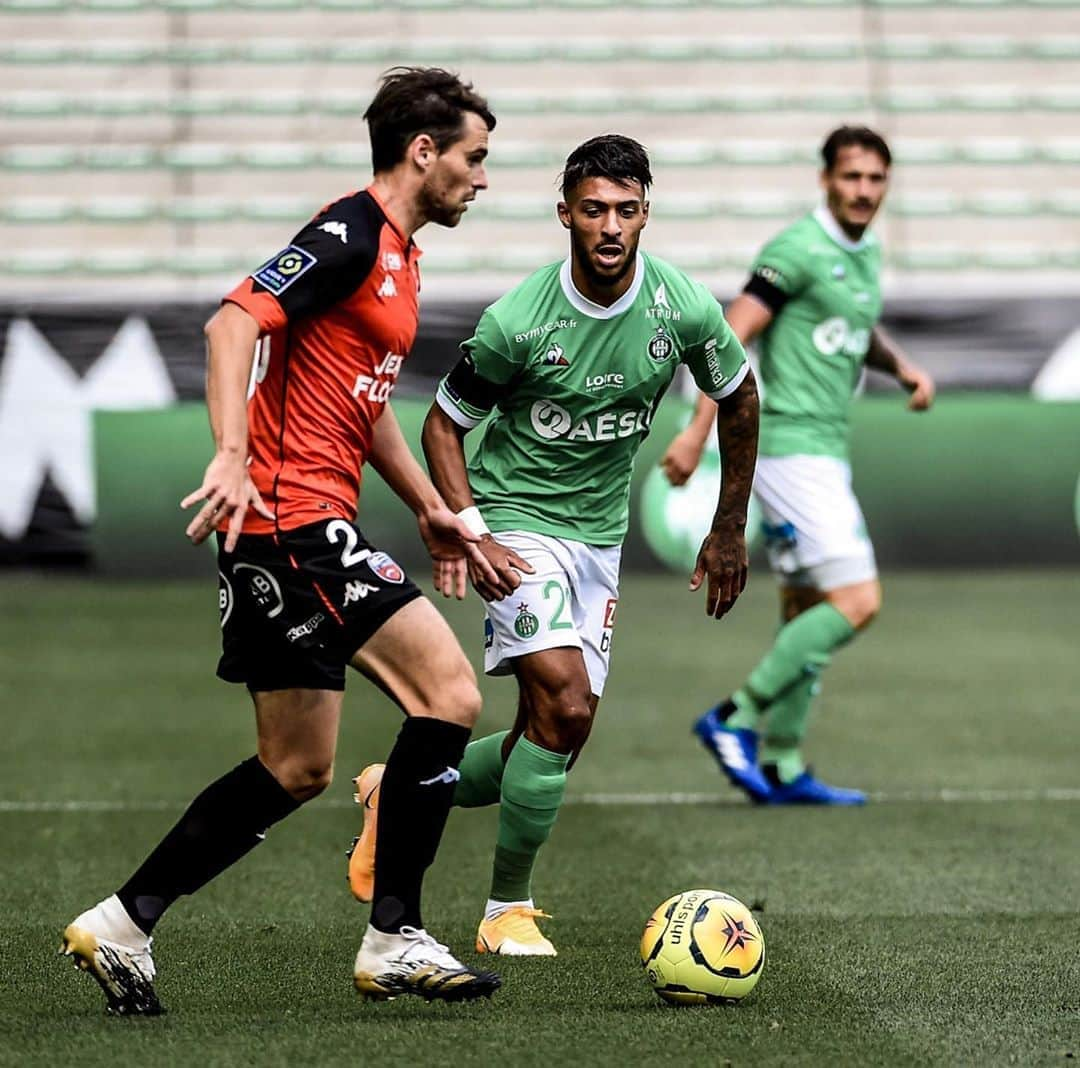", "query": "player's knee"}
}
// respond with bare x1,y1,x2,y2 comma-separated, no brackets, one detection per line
531,687,593,752
836,583,881,630
425,661,481,728
269,757,334,802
